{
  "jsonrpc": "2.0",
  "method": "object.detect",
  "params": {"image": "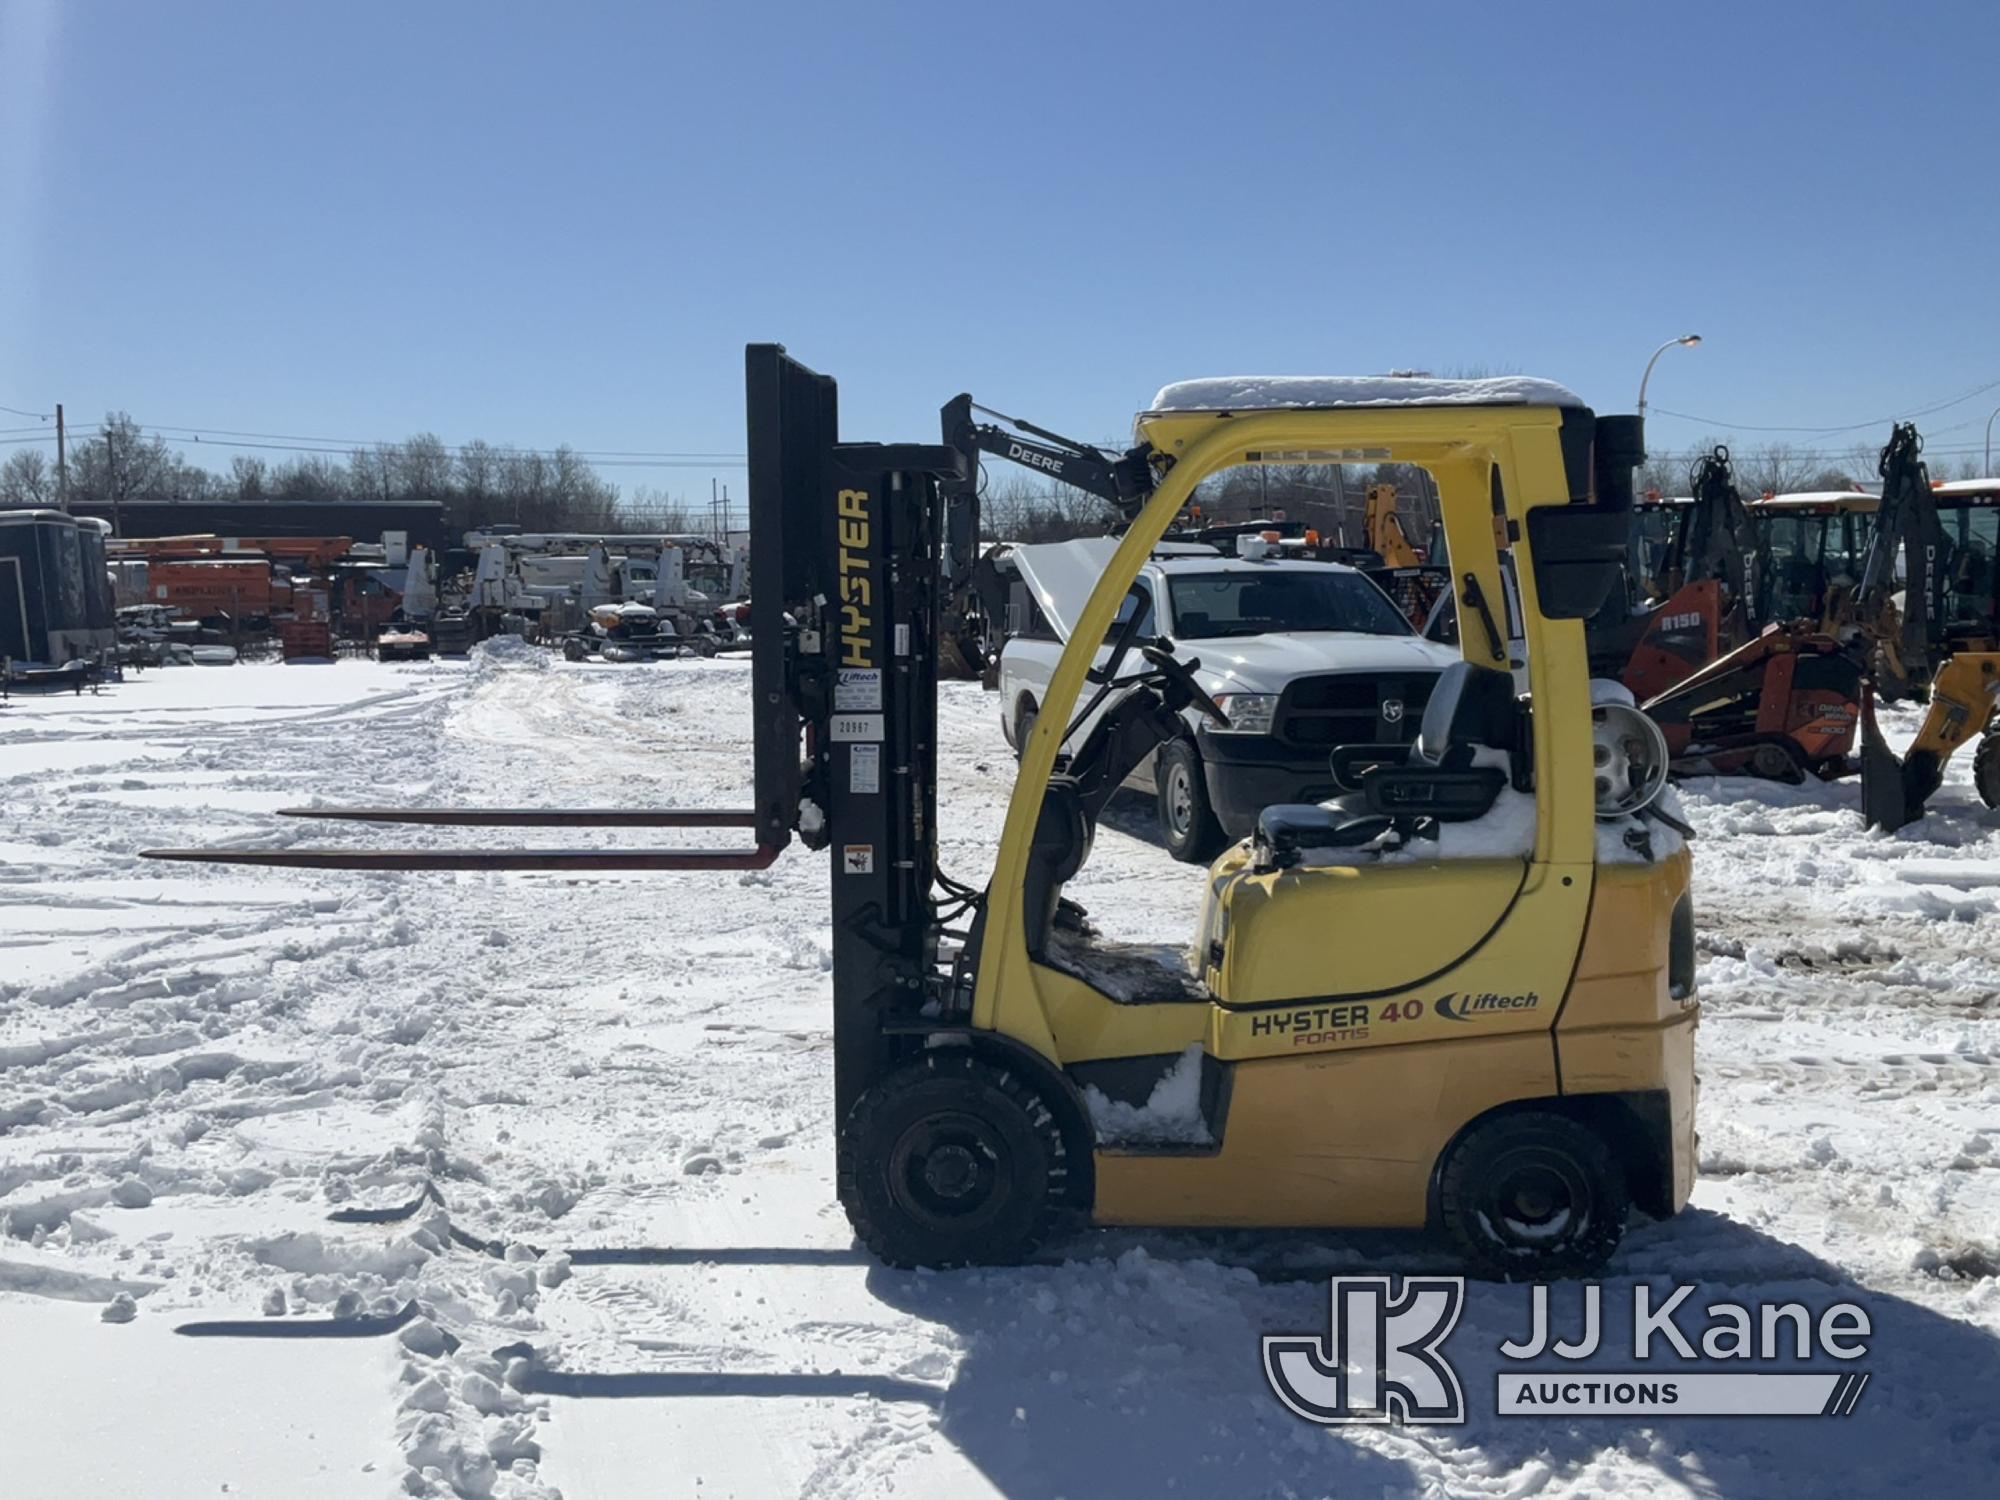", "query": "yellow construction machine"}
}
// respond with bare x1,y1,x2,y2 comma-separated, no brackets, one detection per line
149,351,1697,1280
